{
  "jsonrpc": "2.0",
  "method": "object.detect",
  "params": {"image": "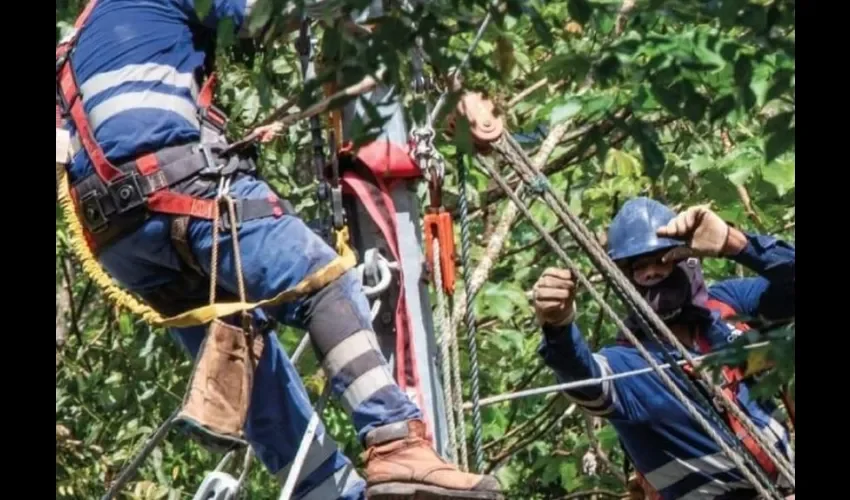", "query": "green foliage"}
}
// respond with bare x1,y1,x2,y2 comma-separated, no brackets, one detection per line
56,0,794,498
